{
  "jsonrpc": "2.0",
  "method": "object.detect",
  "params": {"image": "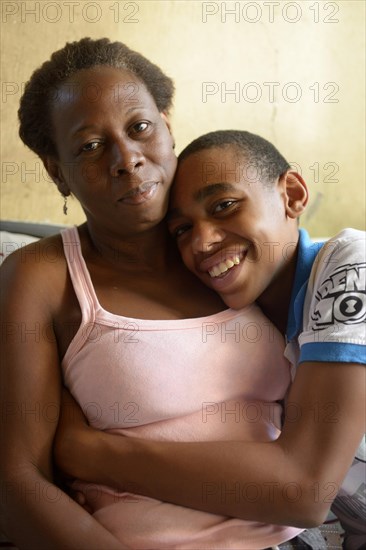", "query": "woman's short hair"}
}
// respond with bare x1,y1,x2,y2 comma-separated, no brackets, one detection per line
18,37,175,157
